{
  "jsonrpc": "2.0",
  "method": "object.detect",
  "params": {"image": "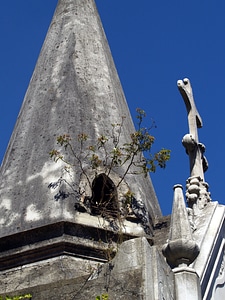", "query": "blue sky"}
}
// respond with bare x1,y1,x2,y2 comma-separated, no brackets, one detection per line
1,0,225,215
